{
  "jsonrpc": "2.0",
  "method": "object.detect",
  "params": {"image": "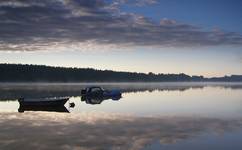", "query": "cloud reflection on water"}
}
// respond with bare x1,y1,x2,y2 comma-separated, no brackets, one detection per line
0,112,242,150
